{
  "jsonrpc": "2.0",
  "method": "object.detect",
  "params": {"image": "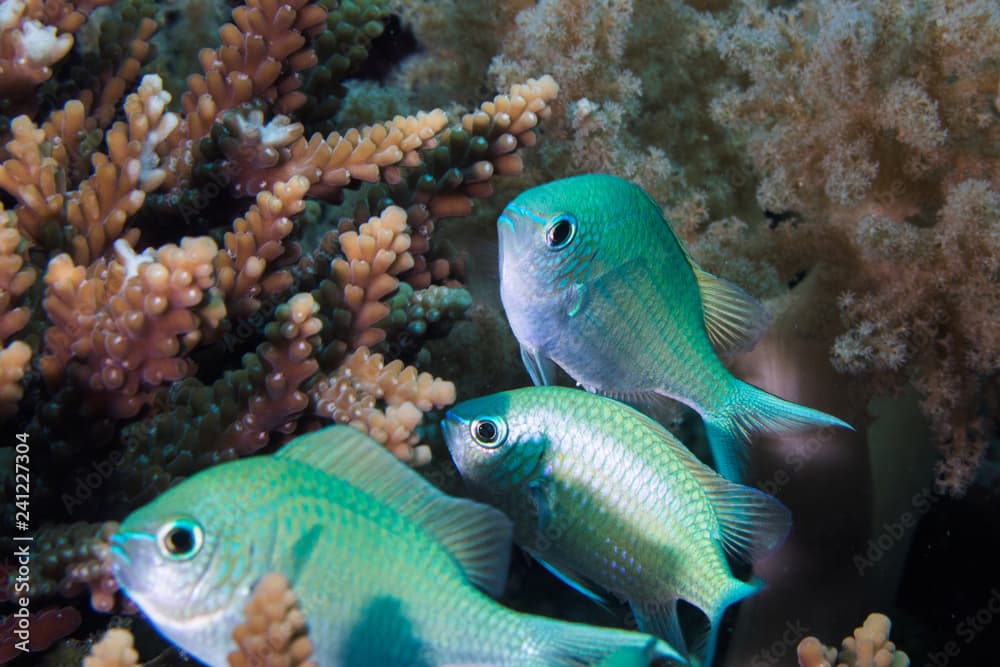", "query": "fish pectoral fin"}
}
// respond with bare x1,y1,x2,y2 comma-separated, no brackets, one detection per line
700,473,792,563
520,345,559,386
693,266,771,356
275,425,514,597
630,598,686,658
528,551,610,608
287,524,324,586
528,479,553,533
